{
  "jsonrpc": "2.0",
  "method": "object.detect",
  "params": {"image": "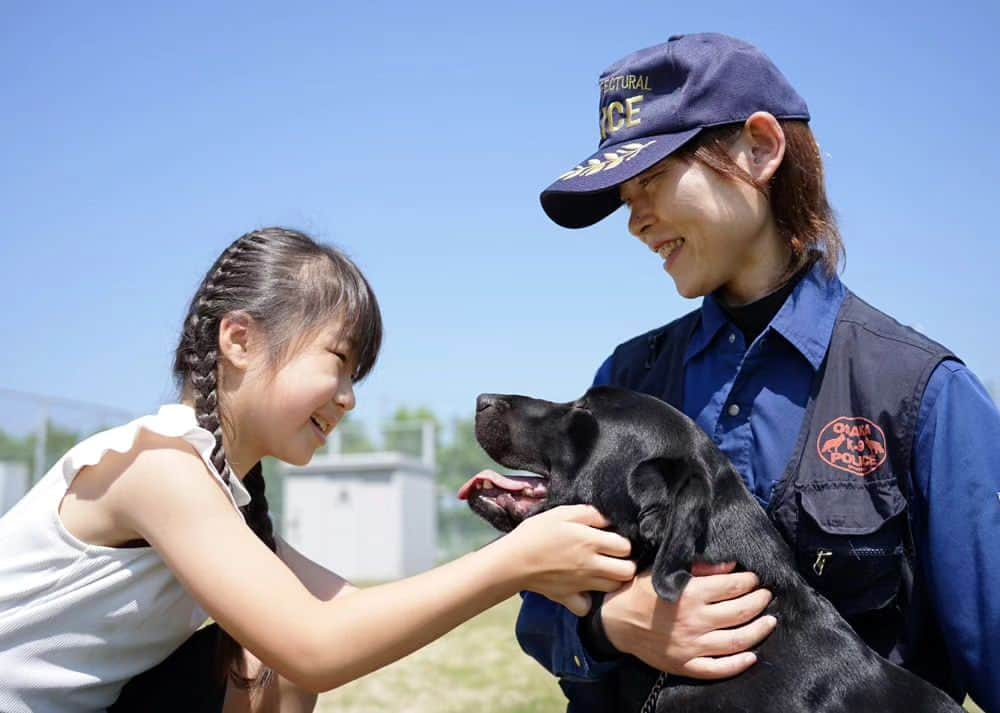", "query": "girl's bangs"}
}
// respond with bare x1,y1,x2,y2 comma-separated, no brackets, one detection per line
318,251,382,383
